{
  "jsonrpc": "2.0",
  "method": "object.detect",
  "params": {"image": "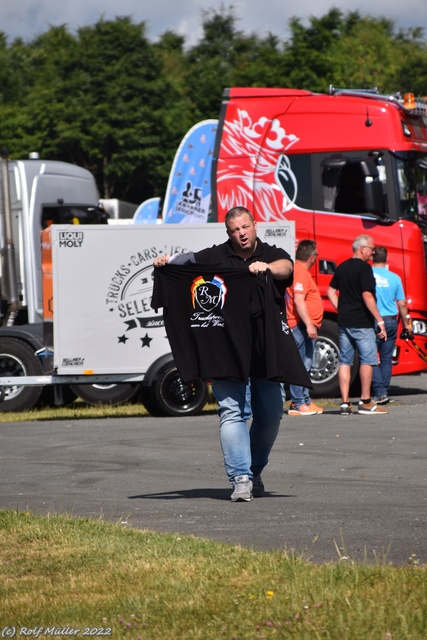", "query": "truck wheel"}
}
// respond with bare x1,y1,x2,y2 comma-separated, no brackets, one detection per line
69,382,140,406
0,338,43,412
143,366,208,417
310,319,358,398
